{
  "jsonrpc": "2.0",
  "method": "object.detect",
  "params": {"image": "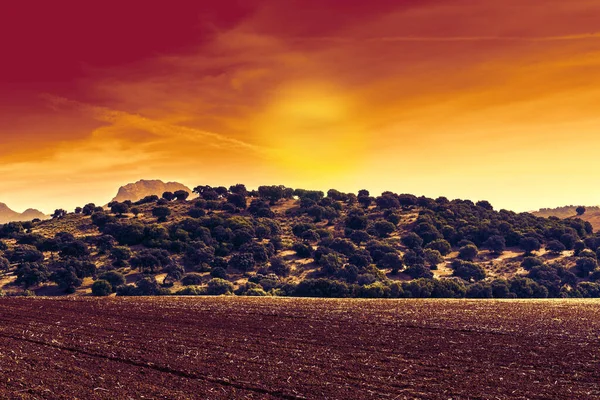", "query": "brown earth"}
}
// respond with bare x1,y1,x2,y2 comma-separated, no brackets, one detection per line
0,297,599,399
